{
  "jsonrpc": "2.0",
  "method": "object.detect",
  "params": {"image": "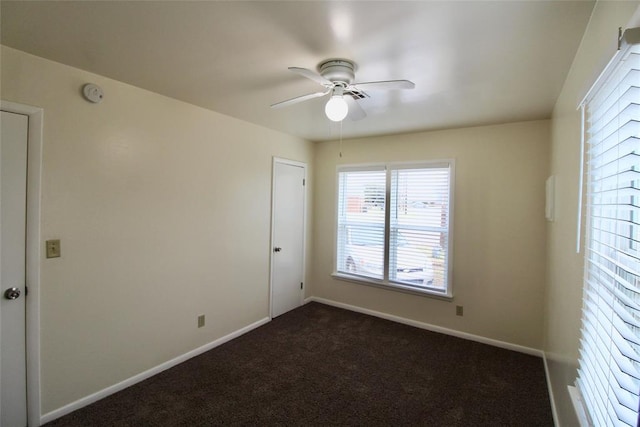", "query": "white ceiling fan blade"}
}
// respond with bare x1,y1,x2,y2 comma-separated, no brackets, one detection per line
353,80,415,91
289,67,332,86
270,89,330,109
345,95,366,121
